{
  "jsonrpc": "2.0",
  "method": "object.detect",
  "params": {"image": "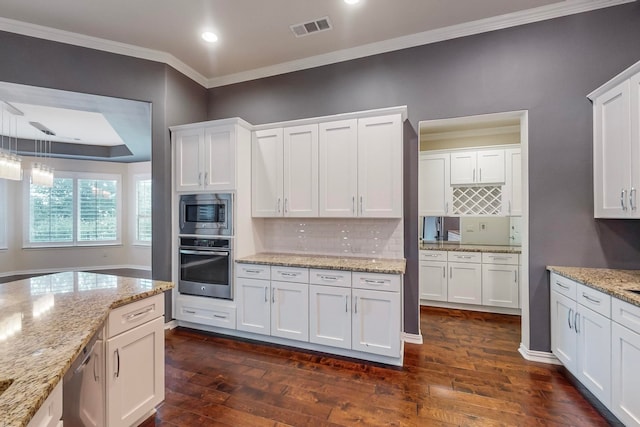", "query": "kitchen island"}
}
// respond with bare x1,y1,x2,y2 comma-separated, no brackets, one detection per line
0,271,173,427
